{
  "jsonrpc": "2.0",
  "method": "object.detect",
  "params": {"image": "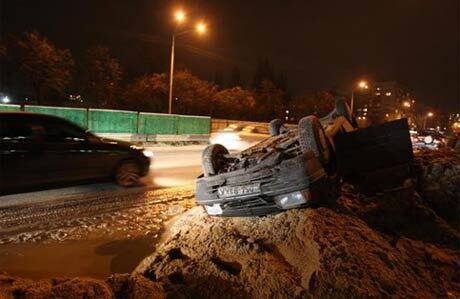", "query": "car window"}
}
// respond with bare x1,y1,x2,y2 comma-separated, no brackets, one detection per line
42,120,87,142
0,117,37,141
